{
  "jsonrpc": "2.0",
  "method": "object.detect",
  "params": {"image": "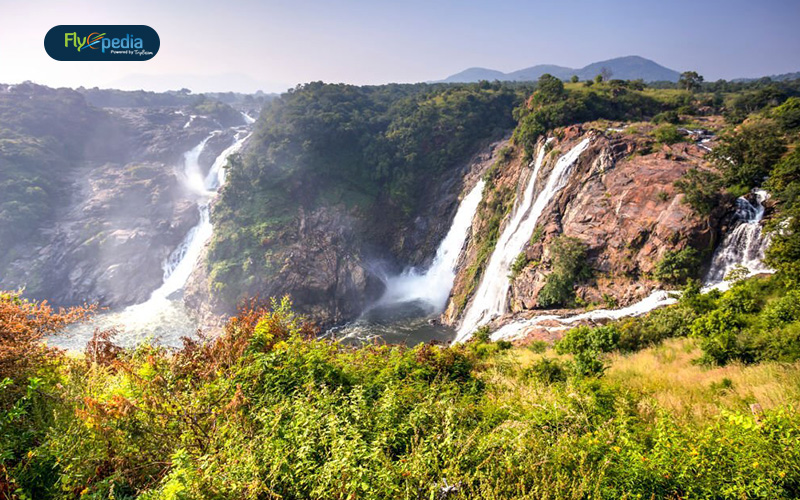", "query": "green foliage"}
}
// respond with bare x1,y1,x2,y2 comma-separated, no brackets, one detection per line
679,71,704,92
508,251,530,279
512,78,680,157
772,96,800,131
523,357,567,383
537,236,590,308
652,109,680,124
765,145,800,284
651,123,684,145
188,96,243,126
3,286,800,498
210,82,518,305
674,168,724,215
709,119,787,189
653,248,700,286
556,324,621,376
